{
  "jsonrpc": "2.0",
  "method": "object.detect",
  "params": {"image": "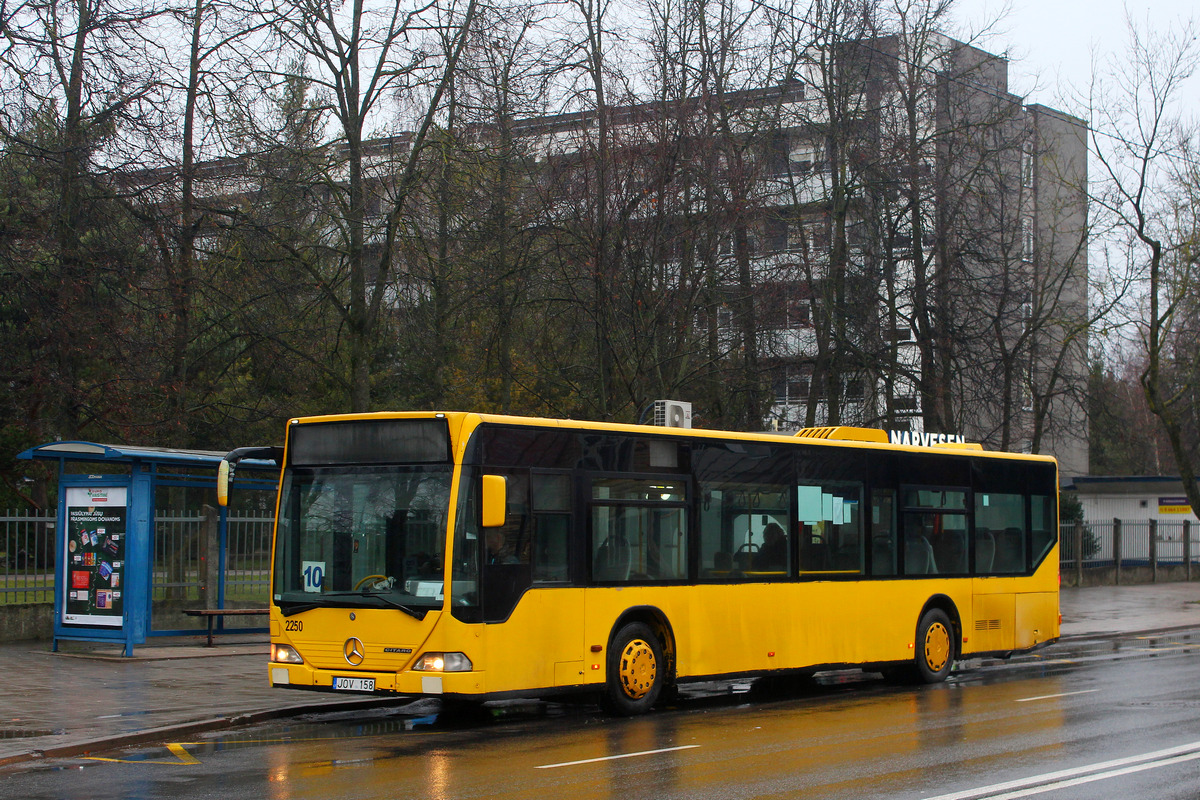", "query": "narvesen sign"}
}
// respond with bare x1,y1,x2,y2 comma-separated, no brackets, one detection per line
888,431,966,447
